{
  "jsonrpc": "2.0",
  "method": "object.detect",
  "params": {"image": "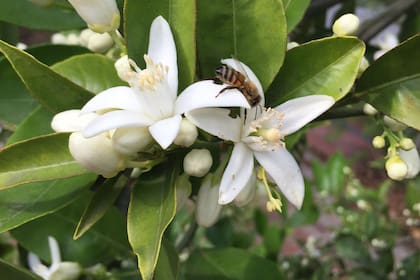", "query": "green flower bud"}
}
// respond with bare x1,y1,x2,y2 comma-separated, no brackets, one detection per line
372,136,385,149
